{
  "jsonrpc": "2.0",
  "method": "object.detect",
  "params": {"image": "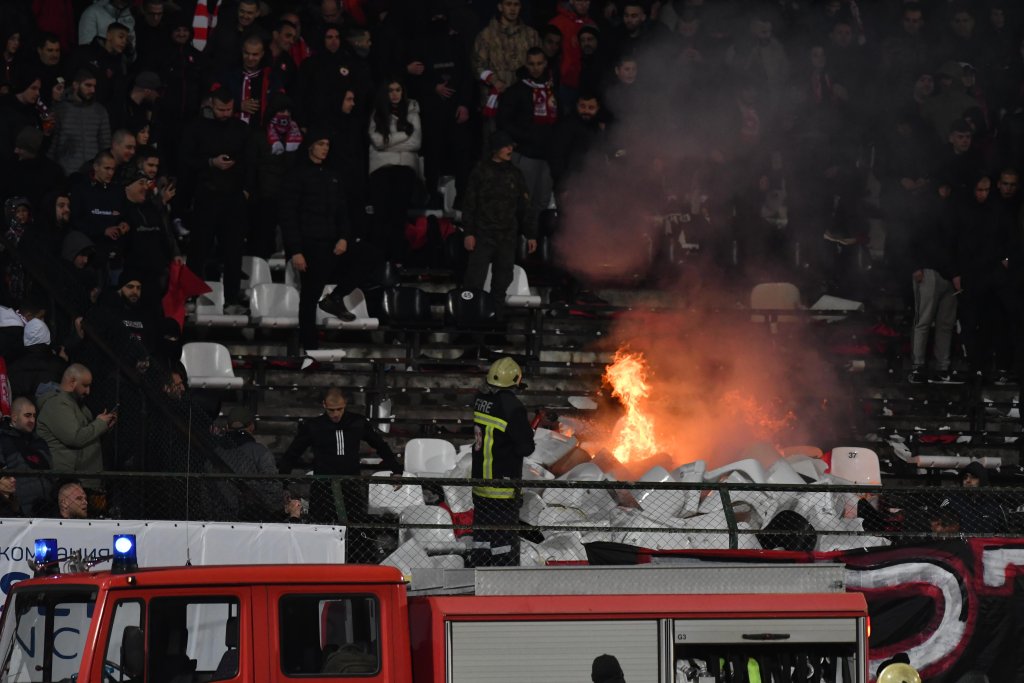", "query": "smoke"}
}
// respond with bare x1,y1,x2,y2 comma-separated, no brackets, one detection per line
549,2,858,476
